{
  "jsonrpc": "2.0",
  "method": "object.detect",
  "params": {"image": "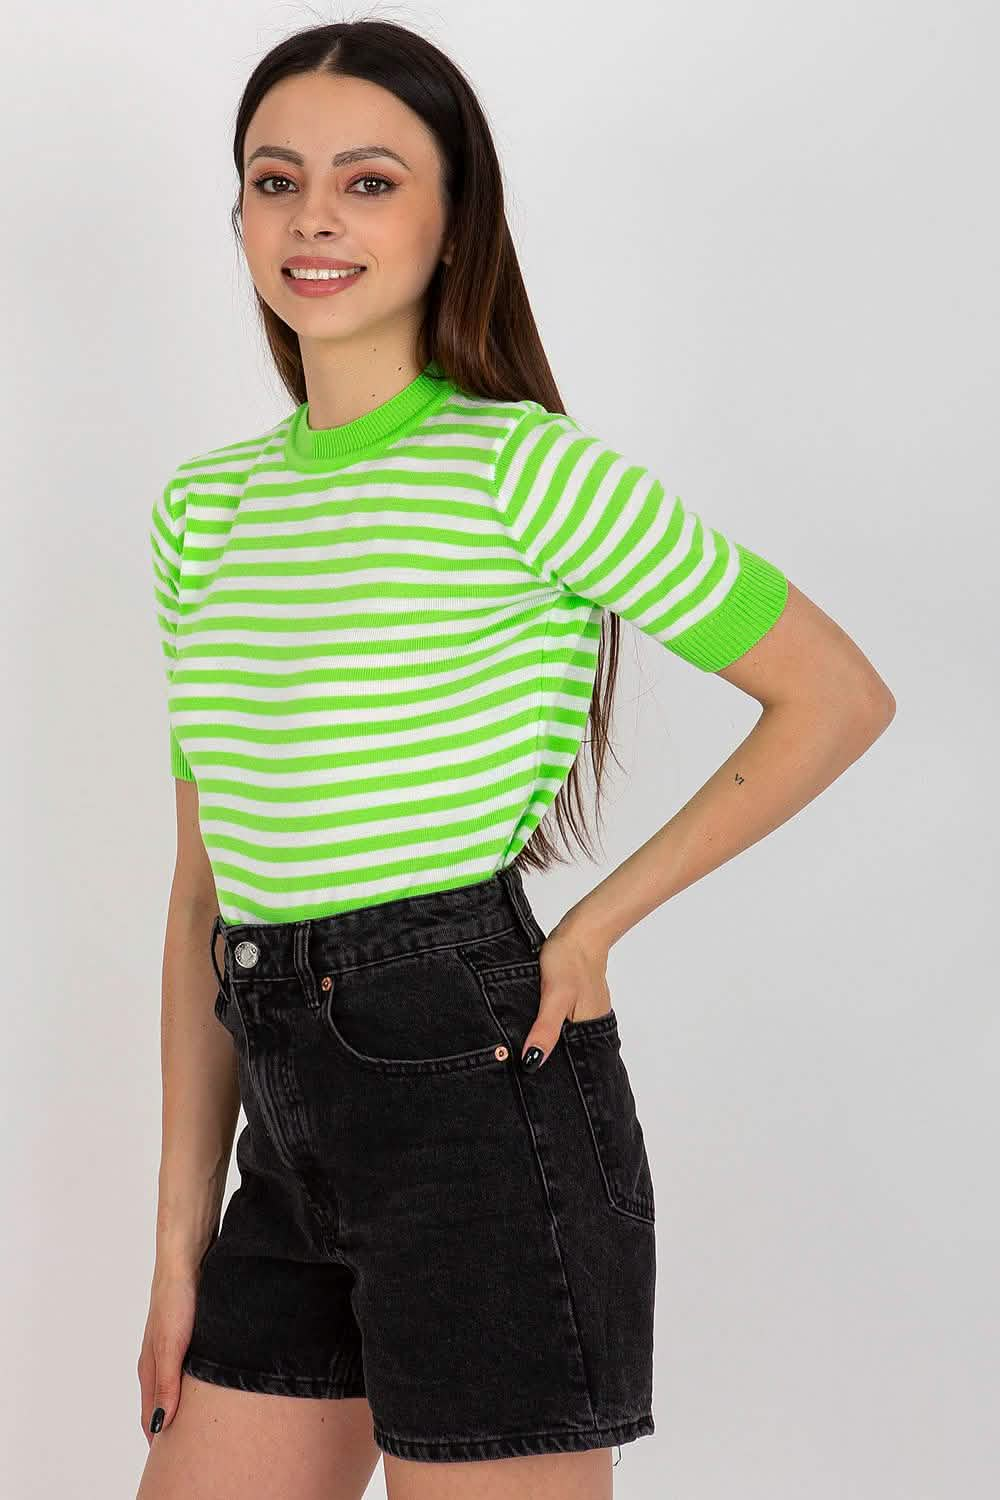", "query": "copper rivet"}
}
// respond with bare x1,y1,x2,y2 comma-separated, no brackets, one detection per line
495,1045,509,1060
320,975,333,991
